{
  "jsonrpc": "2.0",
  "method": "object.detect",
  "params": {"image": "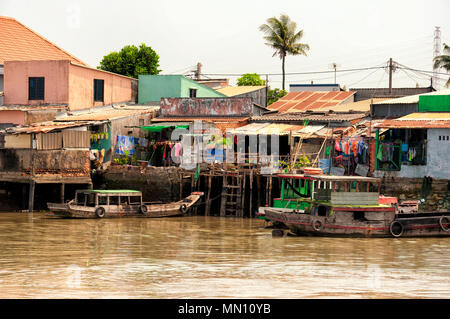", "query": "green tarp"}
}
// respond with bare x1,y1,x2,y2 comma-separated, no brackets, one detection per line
419,95,450,112
141,125,189,132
